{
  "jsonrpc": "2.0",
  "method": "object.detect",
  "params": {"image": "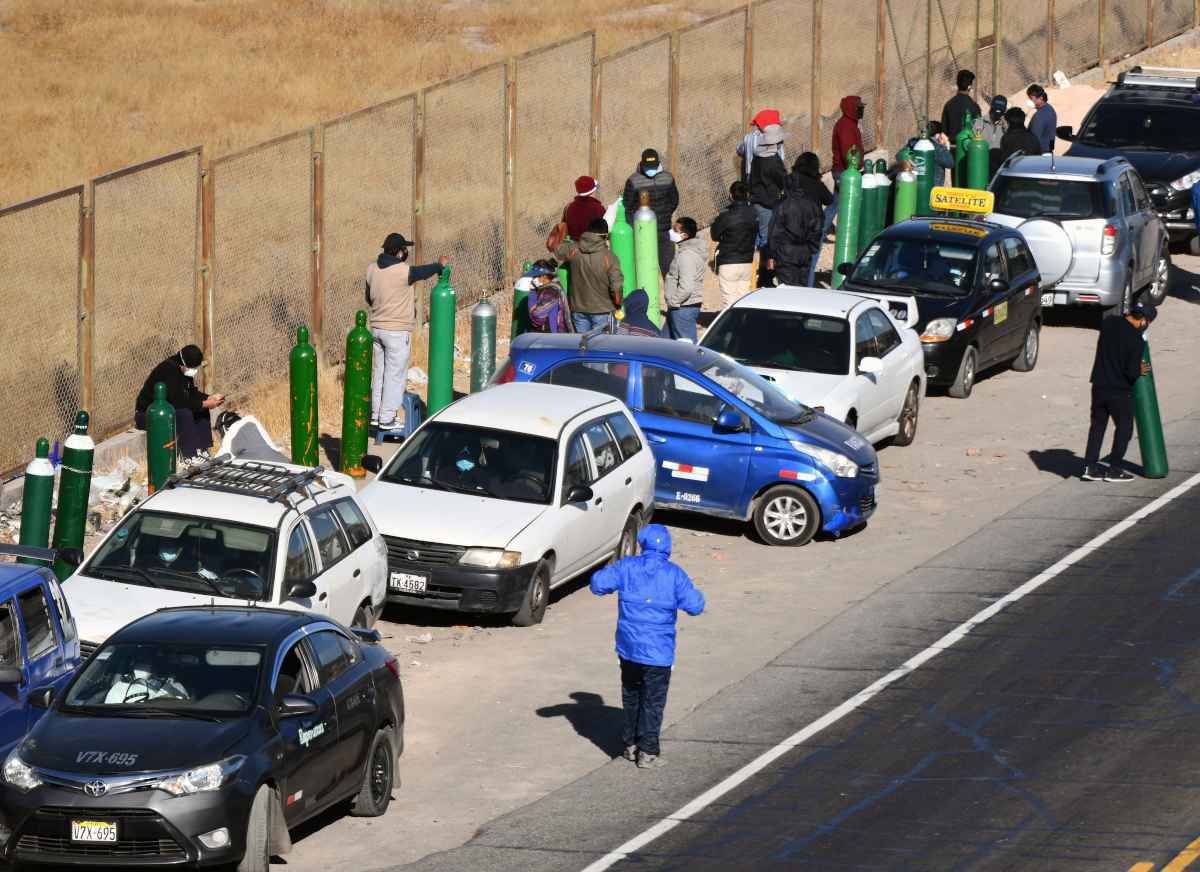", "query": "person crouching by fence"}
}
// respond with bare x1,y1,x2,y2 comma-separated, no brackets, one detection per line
525,260,569,333
135,344,223,460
